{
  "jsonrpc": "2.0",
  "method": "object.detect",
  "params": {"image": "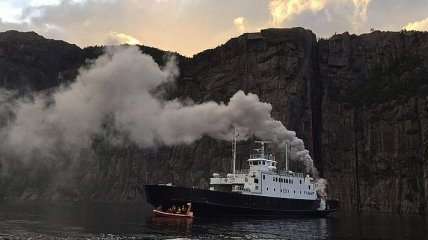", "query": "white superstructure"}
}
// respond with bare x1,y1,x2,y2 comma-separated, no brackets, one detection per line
209,141,317,200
